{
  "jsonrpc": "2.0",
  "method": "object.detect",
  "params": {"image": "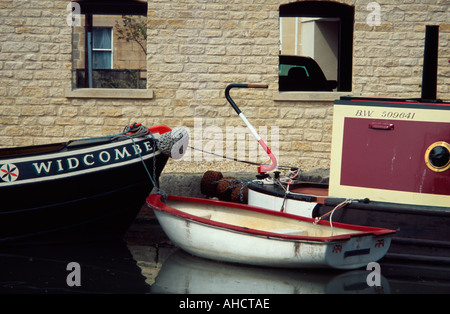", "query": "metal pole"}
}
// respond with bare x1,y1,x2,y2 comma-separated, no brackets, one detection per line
84,14,93,88
421,25,439,102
